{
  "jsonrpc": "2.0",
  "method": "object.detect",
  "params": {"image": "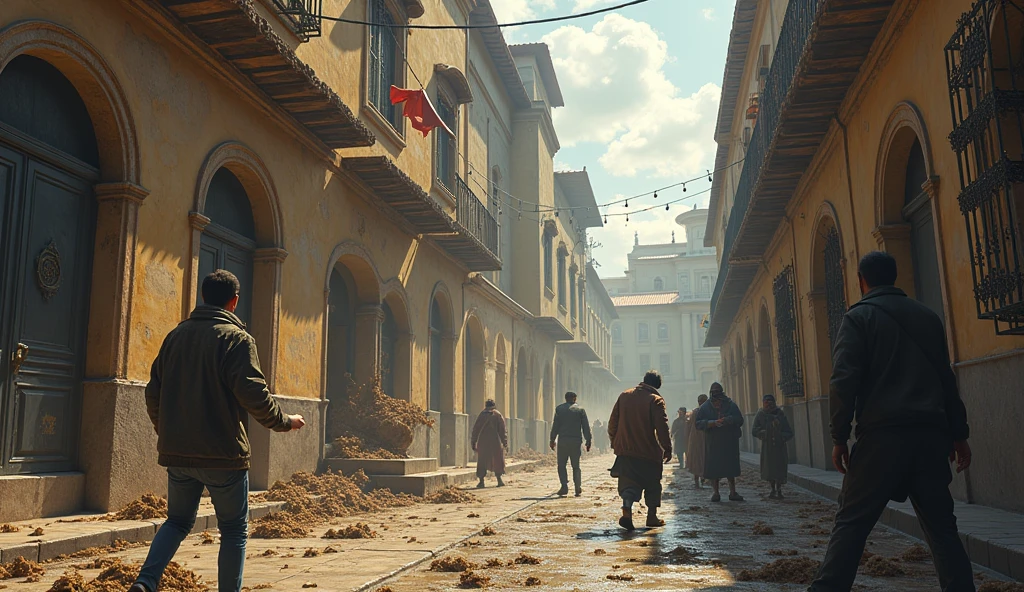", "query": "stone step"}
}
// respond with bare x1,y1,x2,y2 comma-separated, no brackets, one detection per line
324,457,439,476
368,459,542,496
